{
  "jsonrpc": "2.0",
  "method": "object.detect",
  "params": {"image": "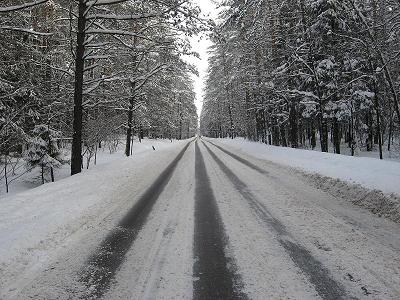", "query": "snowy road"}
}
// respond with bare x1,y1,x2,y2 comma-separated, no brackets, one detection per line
3,138,400,299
